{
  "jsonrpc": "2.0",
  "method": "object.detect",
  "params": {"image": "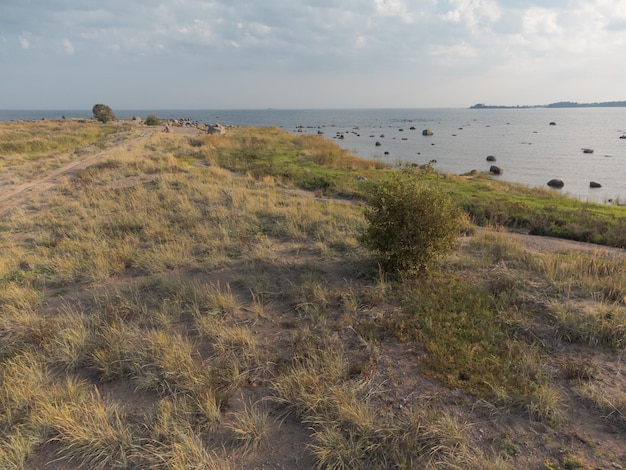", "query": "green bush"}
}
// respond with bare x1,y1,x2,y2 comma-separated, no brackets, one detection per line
145,114,161,126
360,170,463,274
92,104,116,123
